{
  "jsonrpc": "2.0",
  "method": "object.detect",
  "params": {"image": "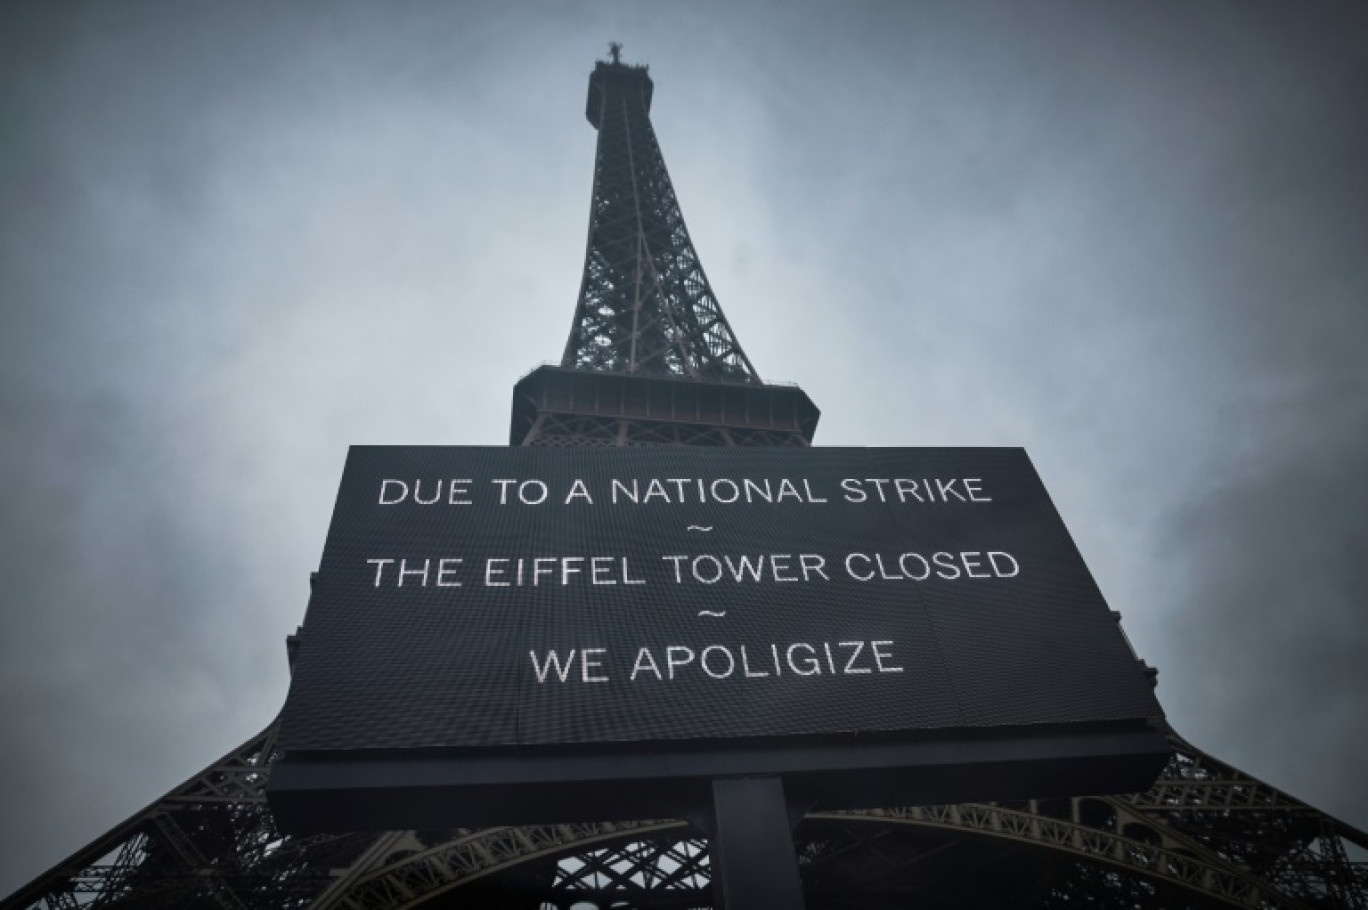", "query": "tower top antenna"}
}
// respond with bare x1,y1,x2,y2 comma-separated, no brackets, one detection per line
608,41,622,64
